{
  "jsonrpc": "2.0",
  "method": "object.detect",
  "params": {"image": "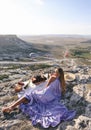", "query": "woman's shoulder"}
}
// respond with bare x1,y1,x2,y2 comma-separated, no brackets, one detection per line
49,75,57,82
